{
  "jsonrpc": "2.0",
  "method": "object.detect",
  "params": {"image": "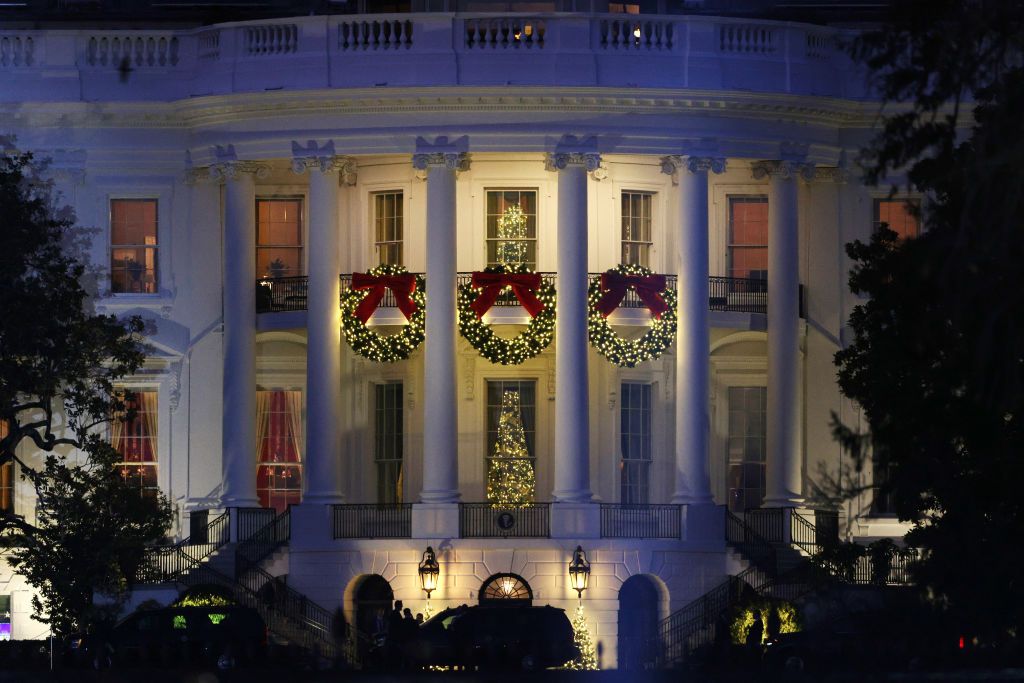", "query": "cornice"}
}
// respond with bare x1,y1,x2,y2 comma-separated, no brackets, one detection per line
0,87,891,131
